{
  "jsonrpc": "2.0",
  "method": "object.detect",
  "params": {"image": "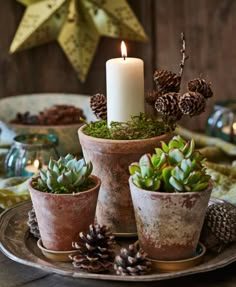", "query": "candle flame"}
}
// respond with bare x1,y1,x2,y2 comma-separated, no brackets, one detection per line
34,159,40,169
121,41,127,60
